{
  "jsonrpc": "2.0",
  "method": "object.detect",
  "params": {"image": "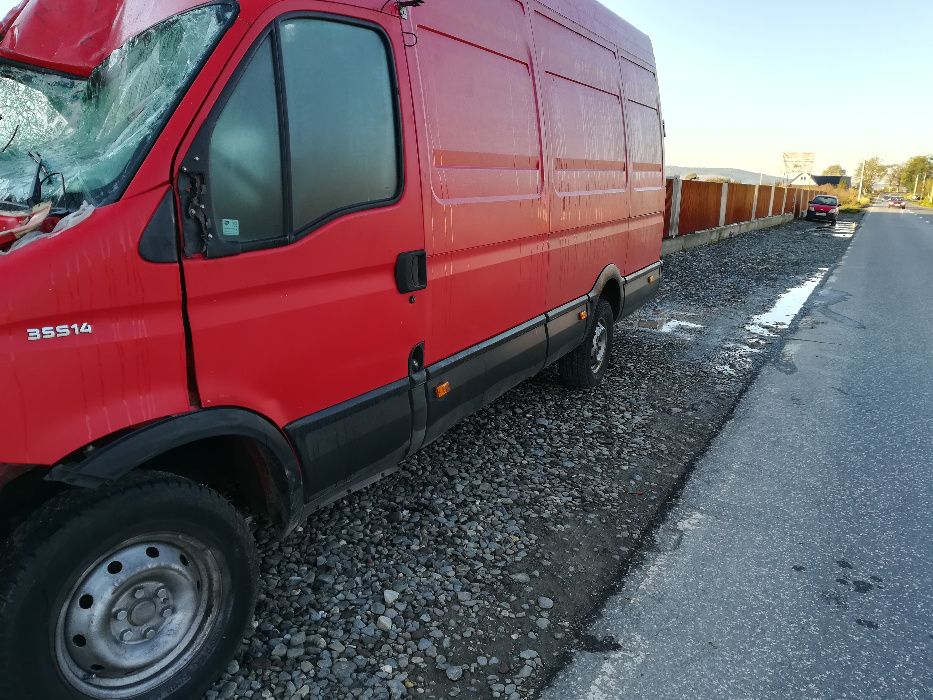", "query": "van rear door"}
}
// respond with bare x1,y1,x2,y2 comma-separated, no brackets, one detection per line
175,5,426,498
